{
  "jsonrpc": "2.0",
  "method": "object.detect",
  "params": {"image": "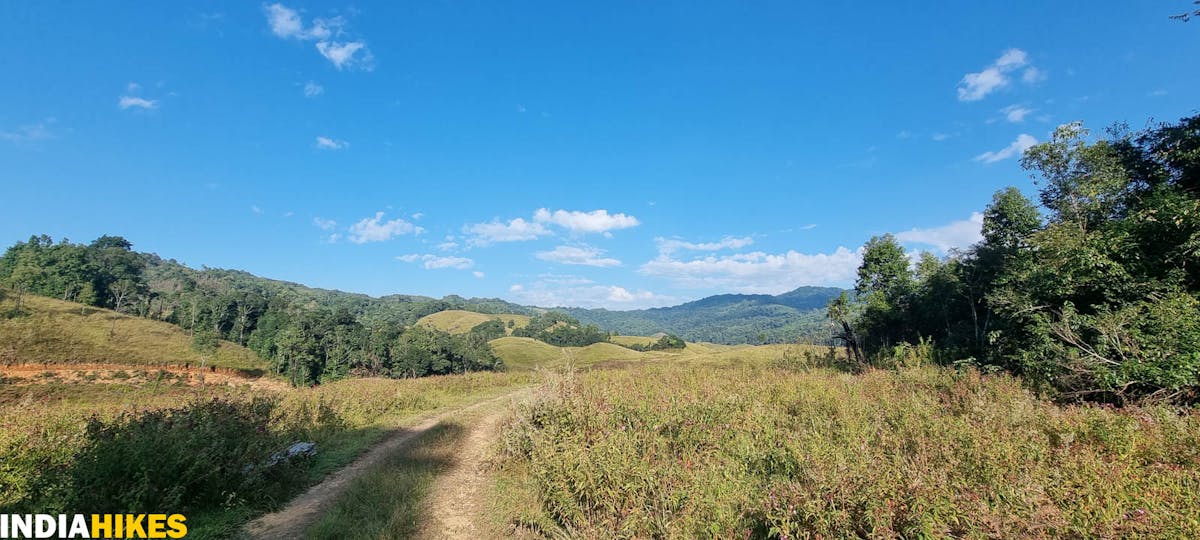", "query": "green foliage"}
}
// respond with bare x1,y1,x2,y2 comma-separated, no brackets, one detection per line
469,319,507,341
513,312,610,347
68,398,307,513
846,115,1200,403
389,326,503,378
620,333,686,351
